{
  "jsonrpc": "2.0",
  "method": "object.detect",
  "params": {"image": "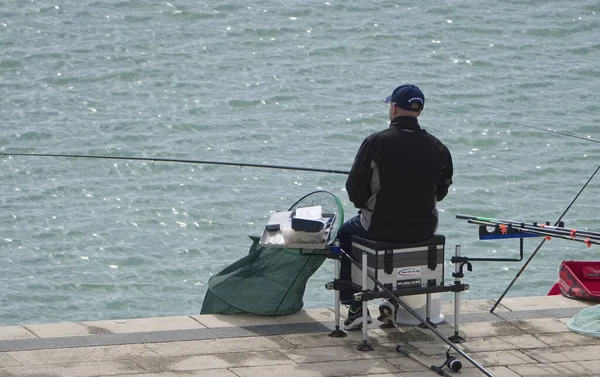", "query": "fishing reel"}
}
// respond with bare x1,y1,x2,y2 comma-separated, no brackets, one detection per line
439,348,463,373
